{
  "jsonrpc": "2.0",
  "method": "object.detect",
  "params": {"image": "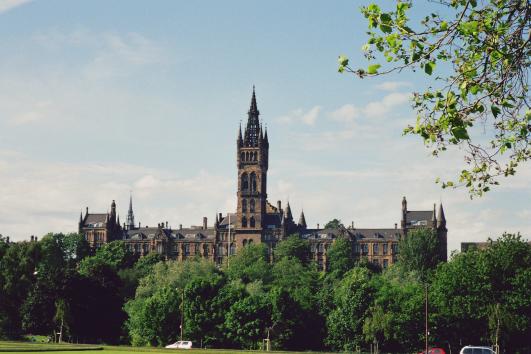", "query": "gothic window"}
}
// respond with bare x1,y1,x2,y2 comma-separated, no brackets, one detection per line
242,216,247,228
318,243,324,253
243,239,247,247
248,239,253,245
253,152,257,161
373,244,379,255
362,244,369,255
246,152,250,161
250,199,255,212
184,244,190,255
383,244,388,255
250,216,255,228
250,173,257,192
241,173,249,191
230,243,236,255
242,199,247,212
240,152,245,161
